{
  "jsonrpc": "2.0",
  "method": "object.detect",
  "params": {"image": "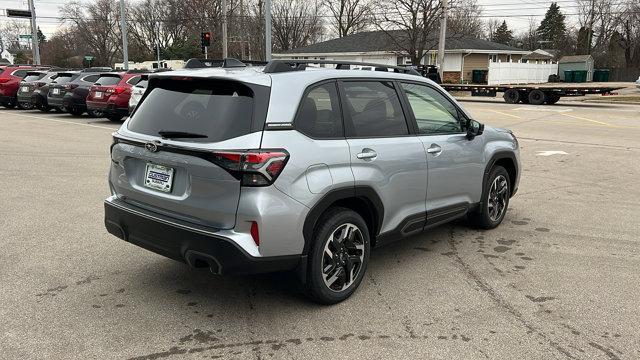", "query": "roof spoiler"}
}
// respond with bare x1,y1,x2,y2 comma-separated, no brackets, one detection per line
184,58,249,69
262,59,422,76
